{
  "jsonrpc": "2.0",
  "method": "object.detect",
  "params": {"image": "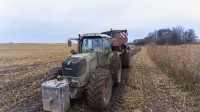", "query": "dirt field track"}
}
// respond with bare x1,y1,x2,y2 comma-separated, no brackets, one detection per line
0,44,198,112
0,44,71,112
